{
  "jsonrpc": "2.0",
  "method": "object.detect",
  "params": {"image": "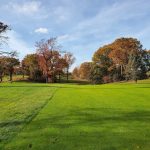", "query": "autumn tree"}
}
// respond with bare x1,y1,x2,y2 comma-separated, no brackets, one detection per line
72,67,79,79
36,38,67,83
56,57,67,82
108,38,143,80
92,37,148,83
93,45,113,80
78,62,92,80
0,56,6,82
64,52,75,81
22,54,41,80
